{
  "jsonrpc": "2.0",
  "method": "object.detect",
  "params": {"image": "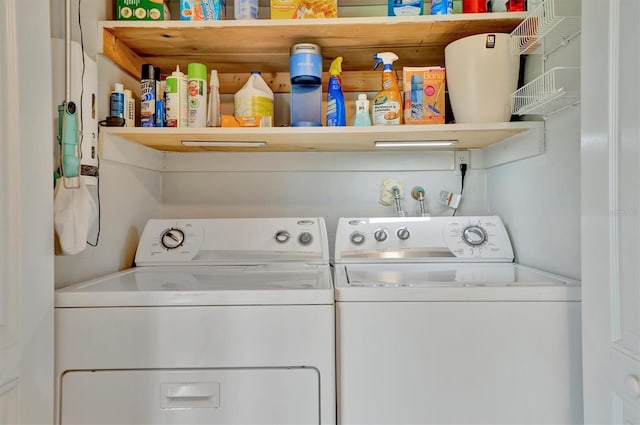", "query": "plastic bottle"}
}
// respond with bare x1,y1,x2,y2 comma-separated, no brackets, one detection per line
234,71,274,127
188,63,208,127
140,64,156,127
155,67,165,127
207,70,221,127
109,83,125,119
165,65,188,128
234,0,258,19
372,52,403,126
124,89,135,127
326,57,346,127
353,94,372,126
